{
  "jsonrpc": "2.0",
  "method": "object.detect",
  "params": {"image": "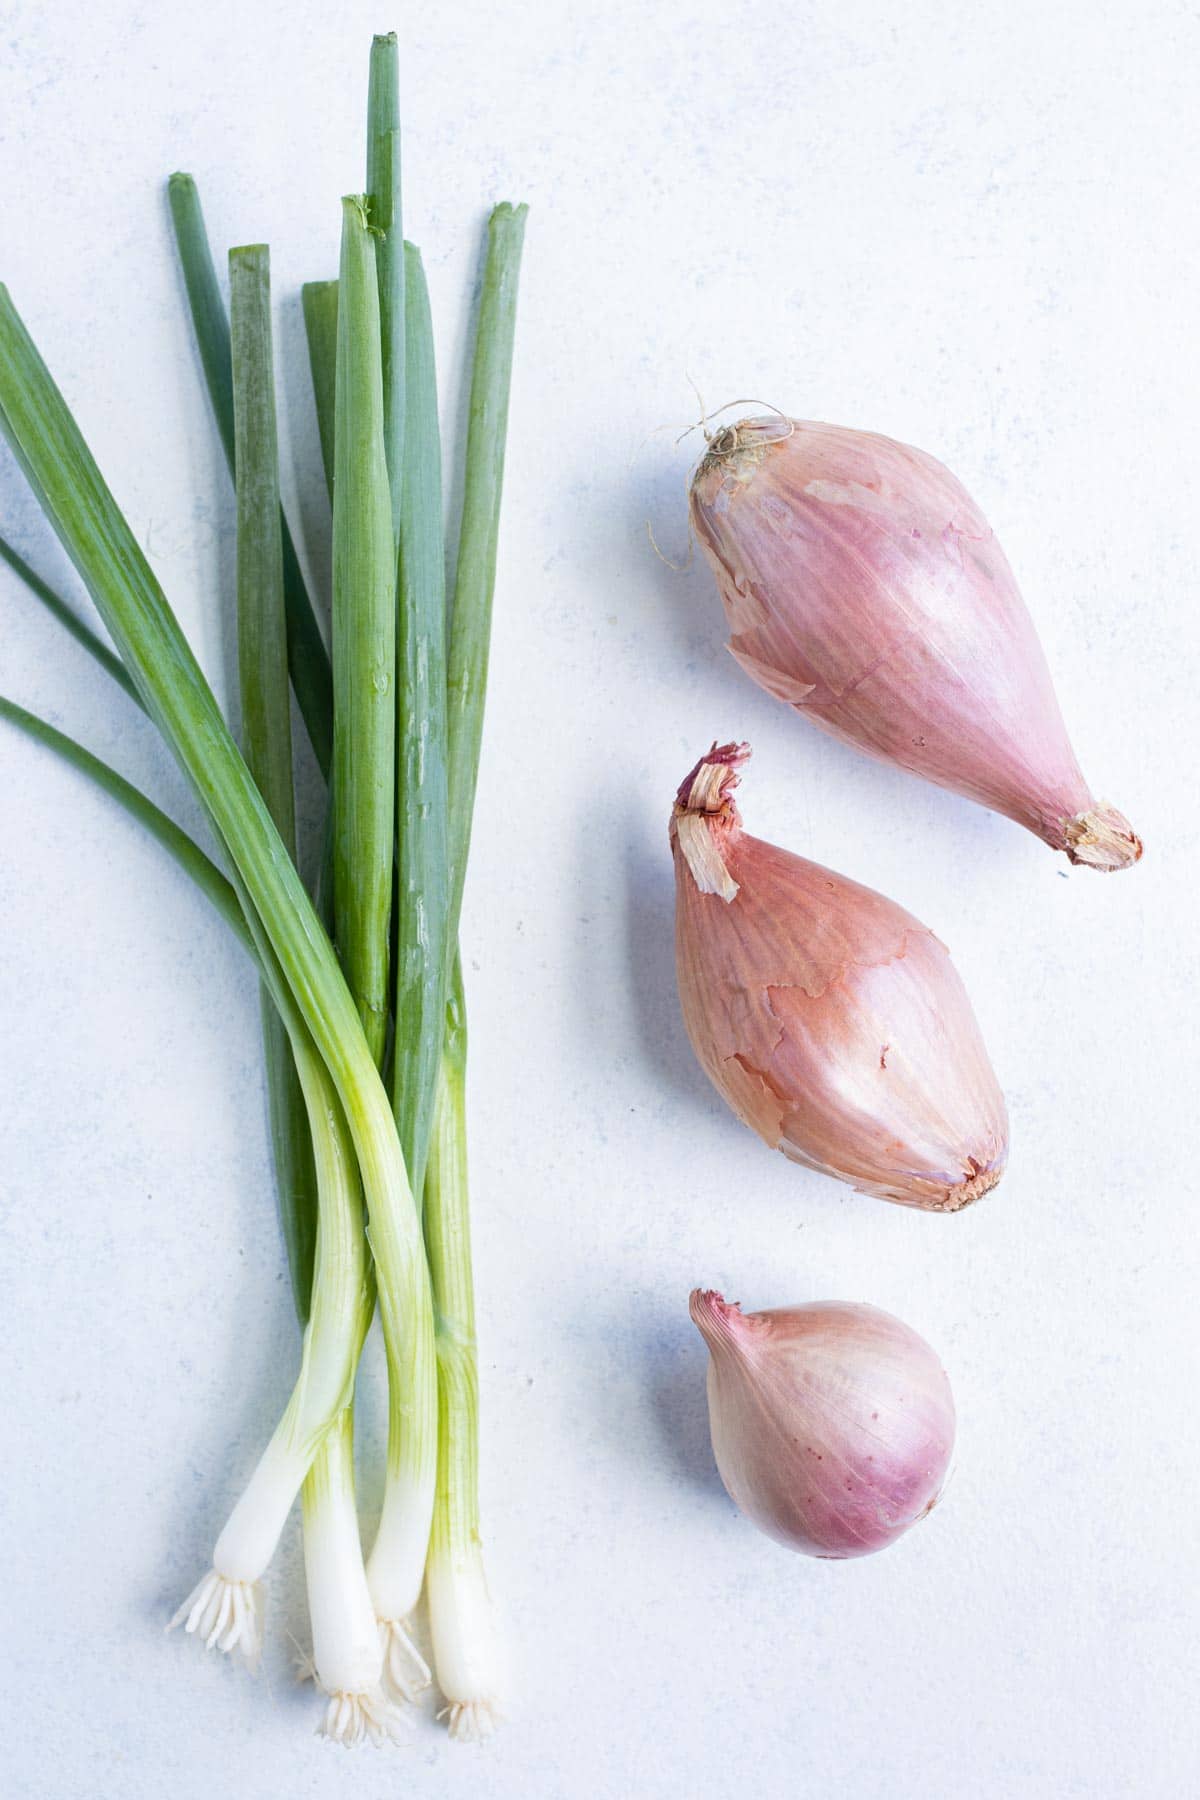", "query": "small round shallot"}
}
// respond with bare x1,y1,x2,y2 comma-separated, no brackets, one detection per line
690,1289,956,1559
